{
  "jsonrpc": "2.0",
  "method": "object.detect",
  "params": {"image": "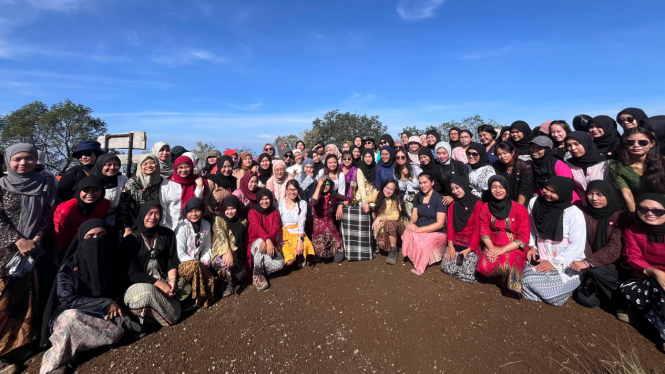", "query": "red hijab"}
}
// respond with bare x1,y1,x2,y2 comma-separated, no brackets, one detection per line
170,156,207,209
239,172,259,203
